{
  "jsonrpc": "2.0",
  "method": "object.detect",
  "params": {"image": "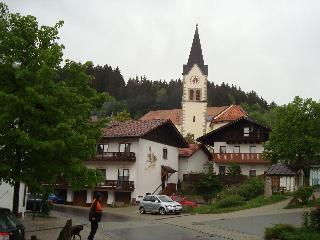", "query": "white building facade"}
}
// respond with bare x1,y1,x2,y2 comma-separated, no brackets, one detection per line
0,182,27,217
60,119,188,206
